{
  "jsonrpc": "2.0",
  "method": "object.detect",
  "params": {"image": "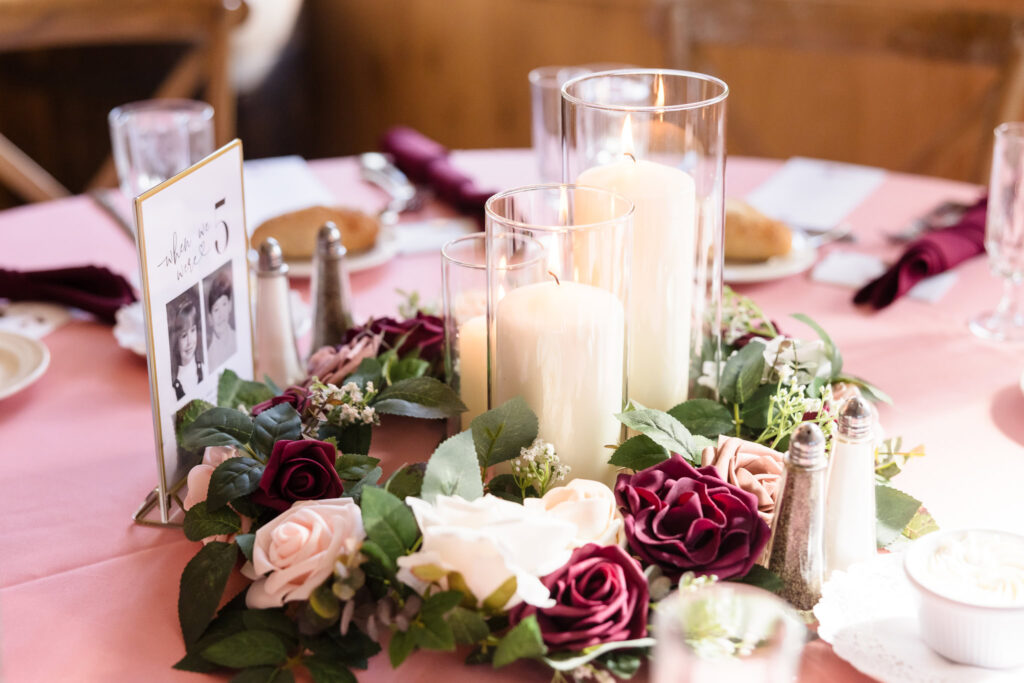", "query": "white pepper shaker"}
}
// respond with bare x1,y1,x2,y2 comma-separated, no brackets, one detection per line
255,238,305,387
824,396,877,577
